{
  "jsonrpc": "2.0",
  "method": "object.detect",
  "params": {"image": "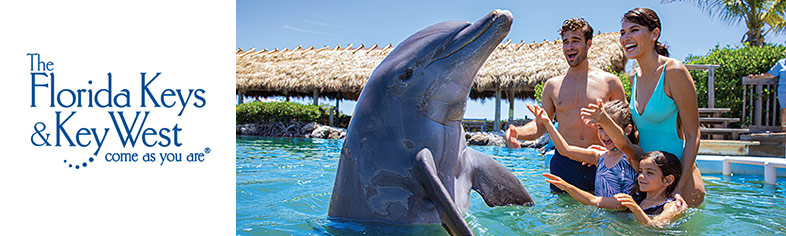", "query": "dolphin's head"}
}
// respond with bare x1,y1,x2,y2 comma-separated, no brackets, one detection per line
362,10,512,125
